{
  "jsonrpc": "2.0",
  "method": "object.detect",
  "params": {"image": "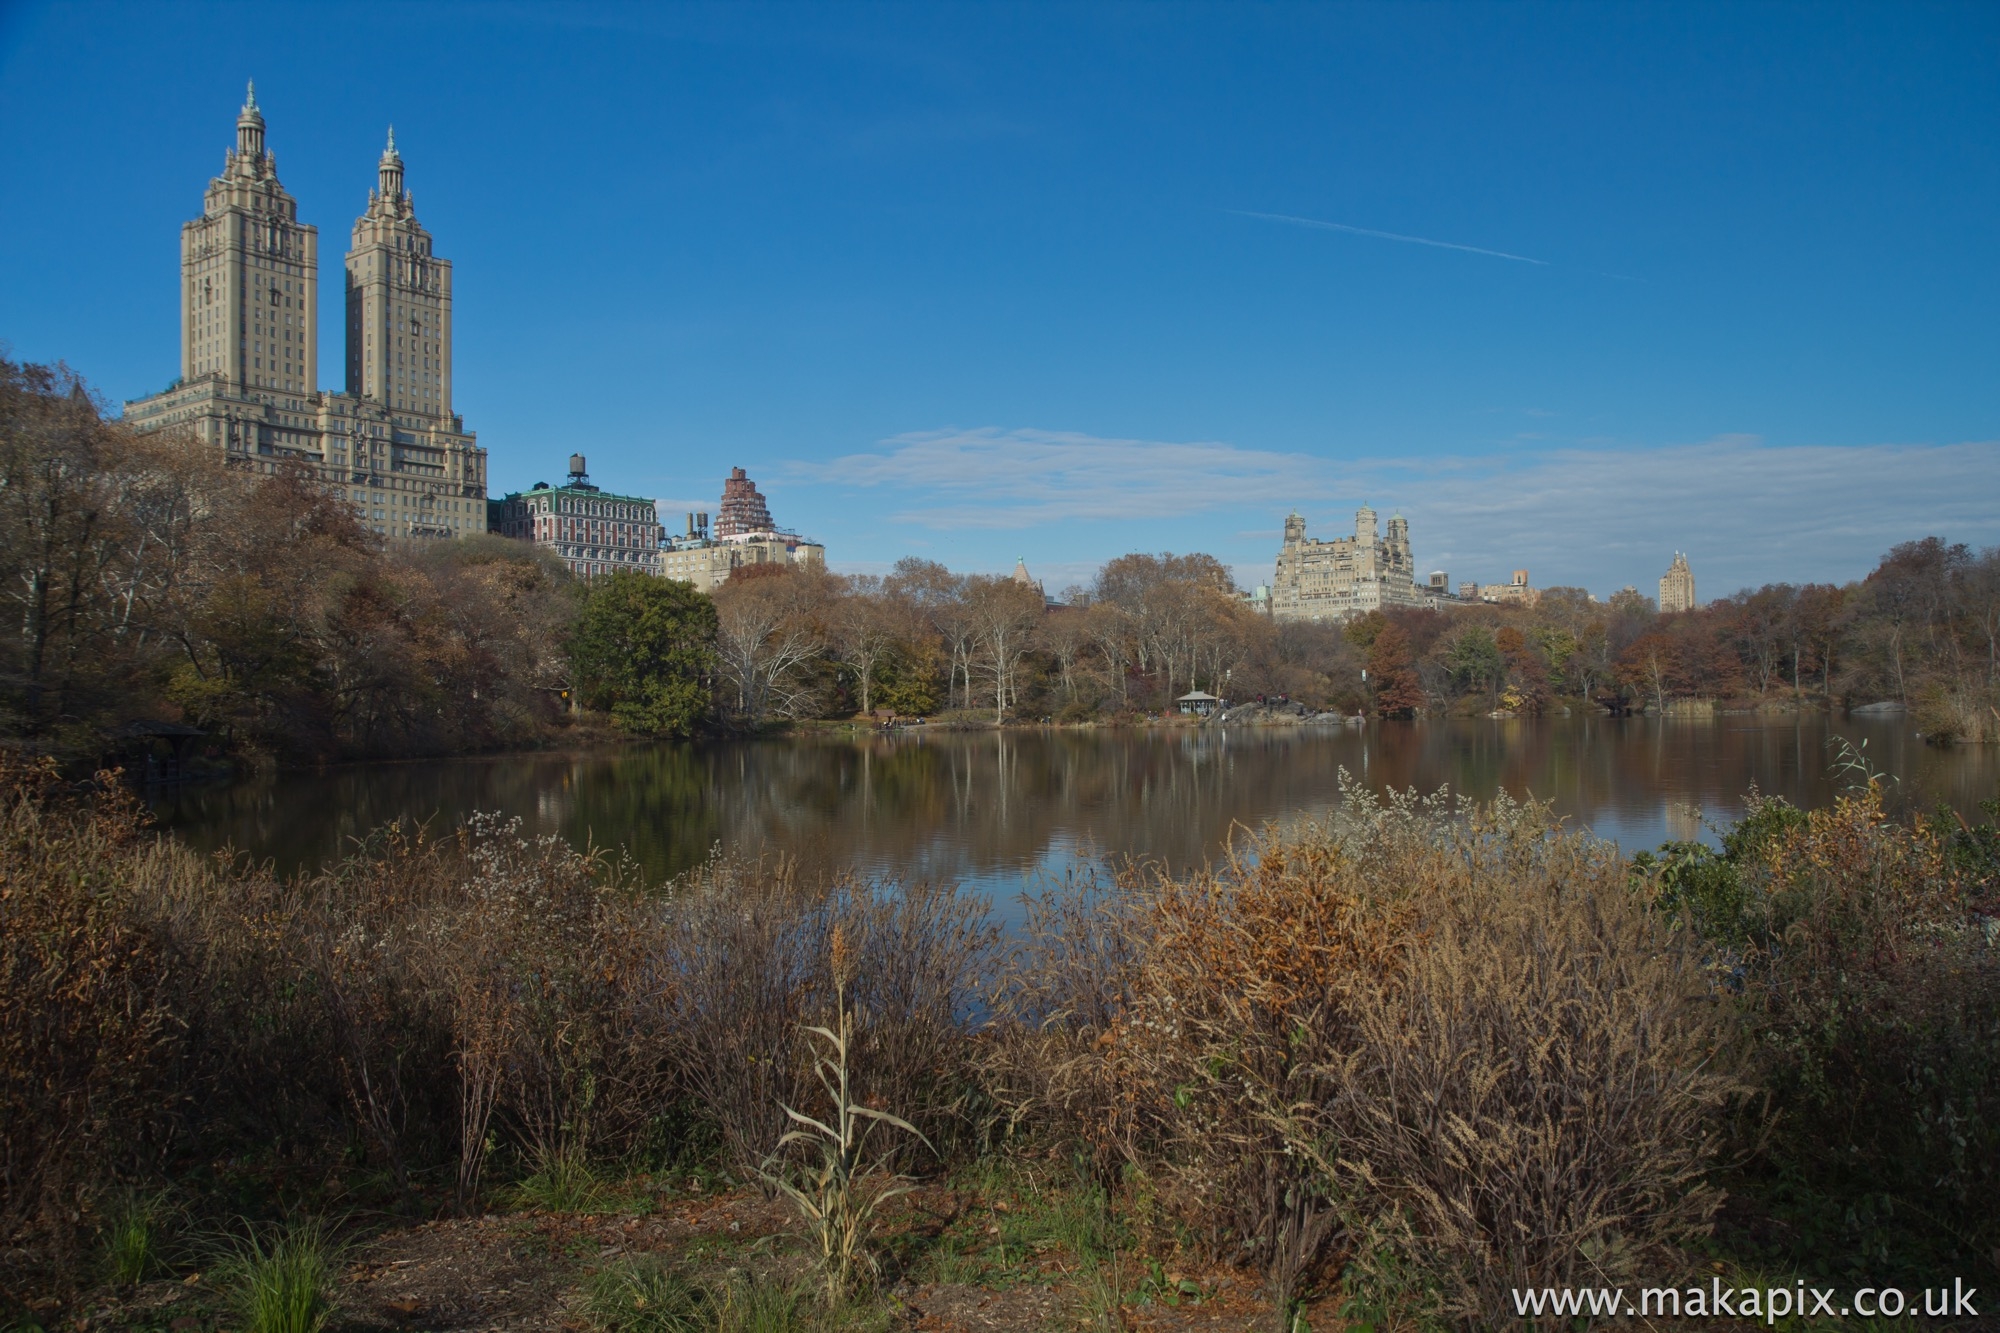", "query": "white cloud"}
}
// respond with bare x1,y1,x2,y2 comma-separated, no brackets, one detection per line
1385,436,2000,591
789,427,1337,528
788,426,2000,595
